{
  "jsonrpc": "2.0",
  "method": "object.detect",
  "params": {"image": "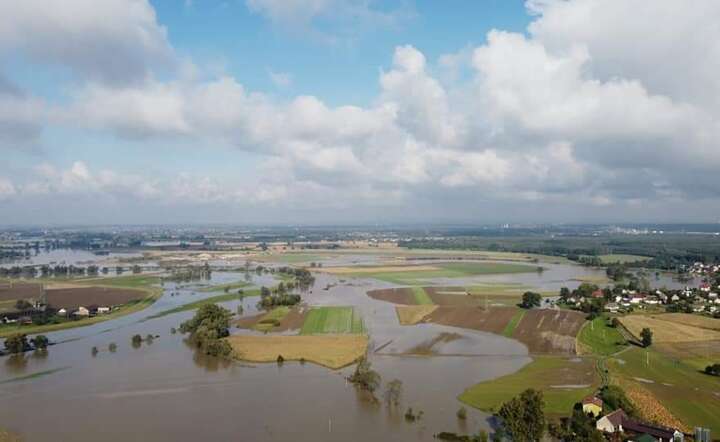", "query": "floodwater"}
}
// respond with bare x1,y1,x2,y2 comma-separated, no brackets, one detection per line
0,249,143,268
0,254,686,441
